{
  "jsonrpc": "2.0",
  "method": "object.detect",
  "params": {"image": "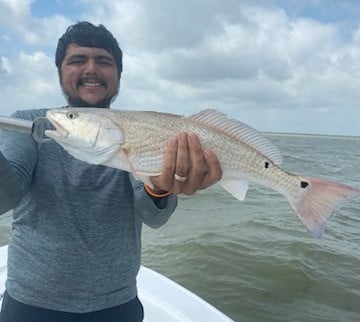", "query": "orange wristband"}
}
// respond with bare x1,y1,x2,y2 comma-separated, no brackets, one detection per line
144,183,172,198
